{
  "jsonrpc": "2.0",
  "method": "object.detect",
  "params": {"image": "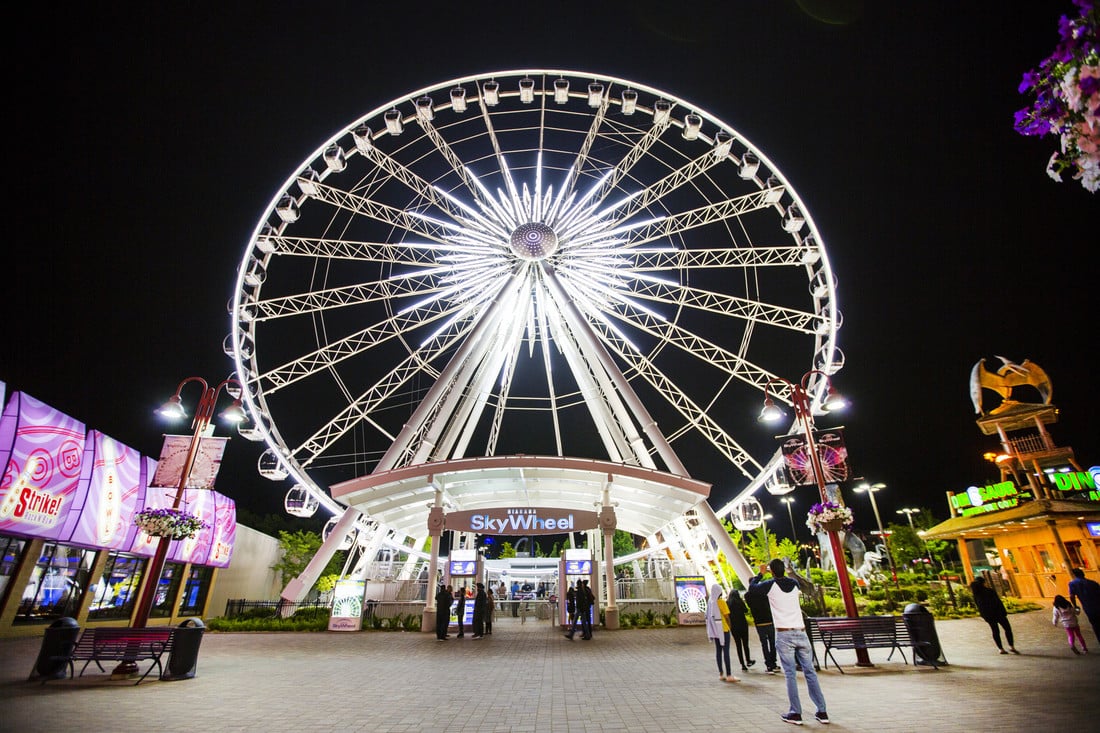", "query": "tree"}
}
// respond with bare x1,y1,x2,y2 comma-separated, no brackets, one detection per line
498,541,517,559
271,530,346,593
613,529,636,556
